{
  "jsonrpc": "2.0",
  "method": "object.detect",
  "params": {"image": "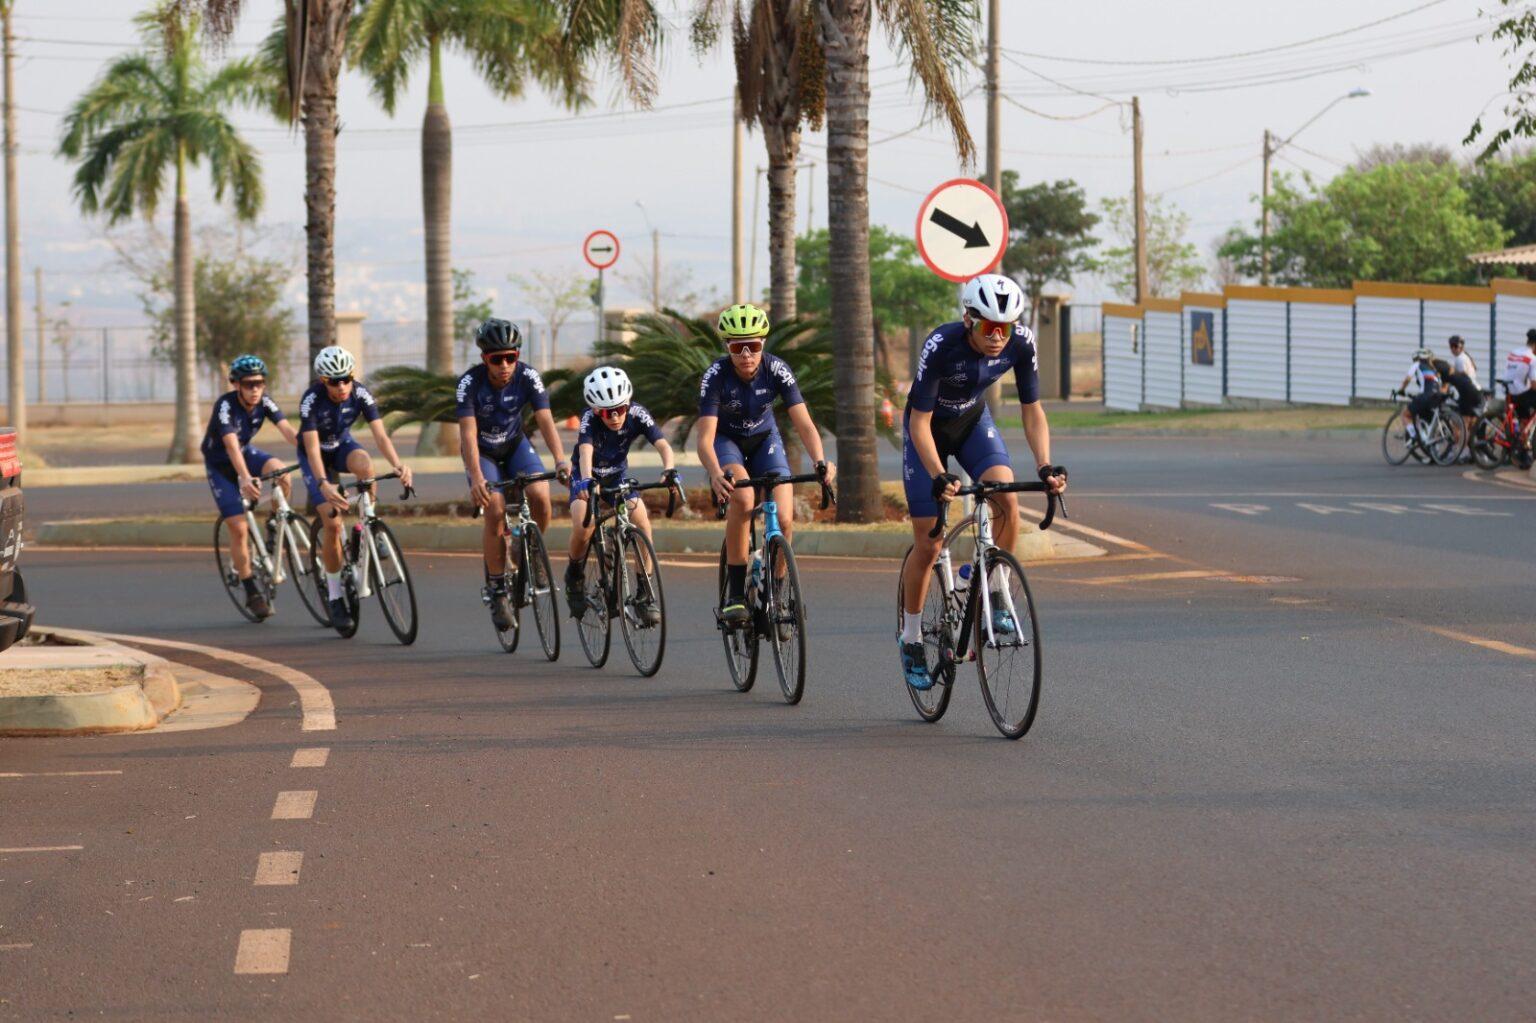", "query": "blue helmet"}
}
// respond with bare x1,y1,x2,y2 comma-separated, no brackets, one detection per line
229,354,267,380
